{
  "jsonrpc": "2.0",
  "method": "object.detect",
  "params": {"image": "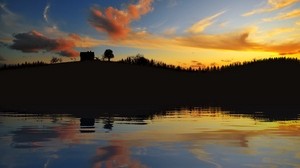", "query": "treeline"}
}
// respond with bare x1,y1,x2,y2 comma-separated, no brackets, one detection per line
119,55,300,73
1,55,299,73
216,57,300,72
0,61,48,71
119,54,197,72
